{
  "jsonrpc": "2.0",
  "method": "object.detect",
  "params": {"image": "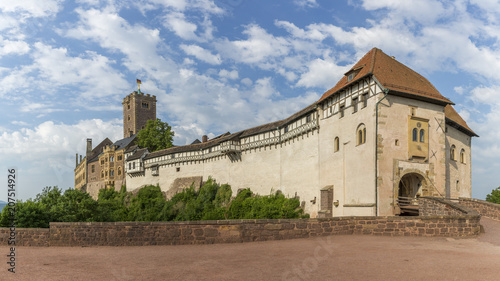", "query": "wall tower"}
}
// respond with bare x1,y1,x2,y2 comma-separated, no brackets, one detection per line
122,91,157,138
